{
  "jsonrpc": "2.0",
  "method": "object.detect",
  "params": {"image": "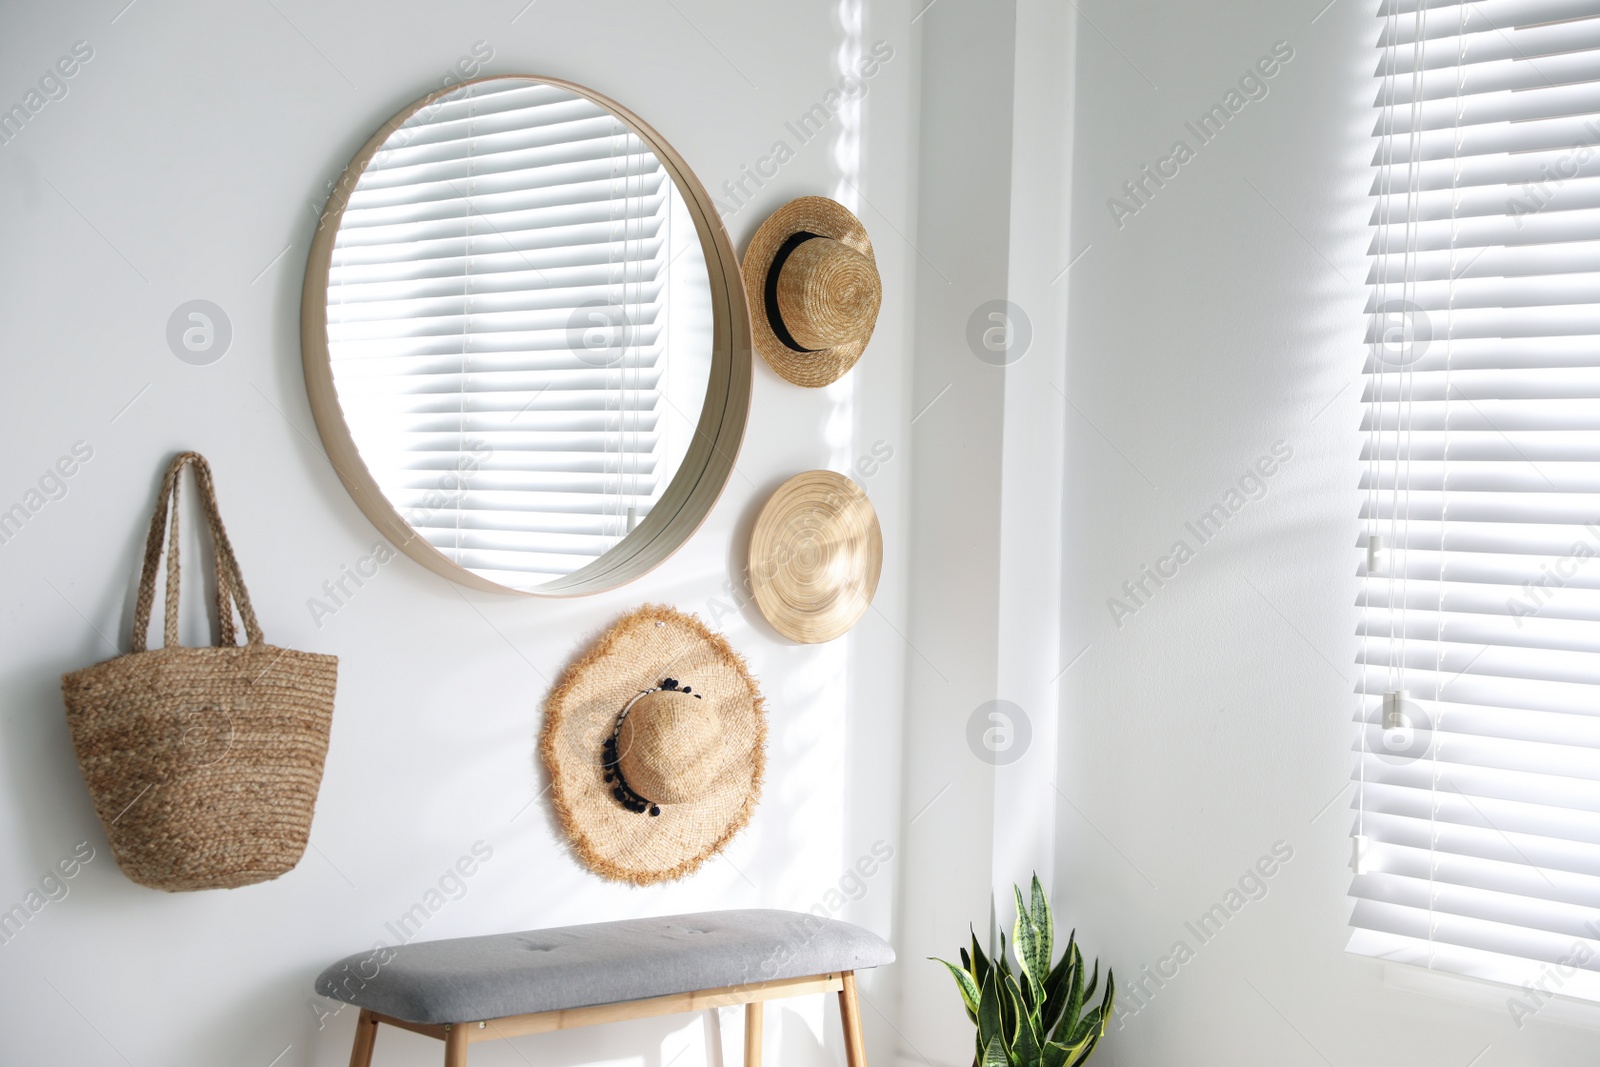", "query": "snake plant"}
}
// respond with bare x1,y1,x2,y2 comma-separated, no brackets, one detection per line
932,875,1114,1067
